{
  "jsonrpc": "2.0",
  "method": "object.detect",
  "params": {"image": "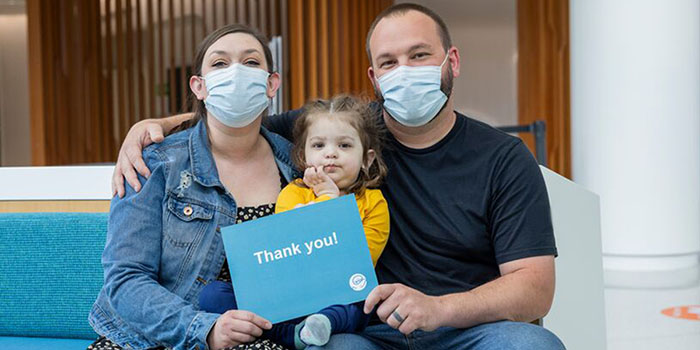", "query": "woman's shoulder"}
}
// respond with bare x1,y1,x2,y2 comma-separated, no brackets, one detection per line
142,127,194,165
